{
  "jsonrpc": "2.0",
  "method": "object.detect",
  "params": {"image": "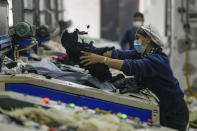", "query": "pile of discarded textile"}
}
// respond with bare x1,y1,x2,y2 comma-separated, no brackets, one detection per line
0,107,135,131
24,61,116,92
61,29,114,82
